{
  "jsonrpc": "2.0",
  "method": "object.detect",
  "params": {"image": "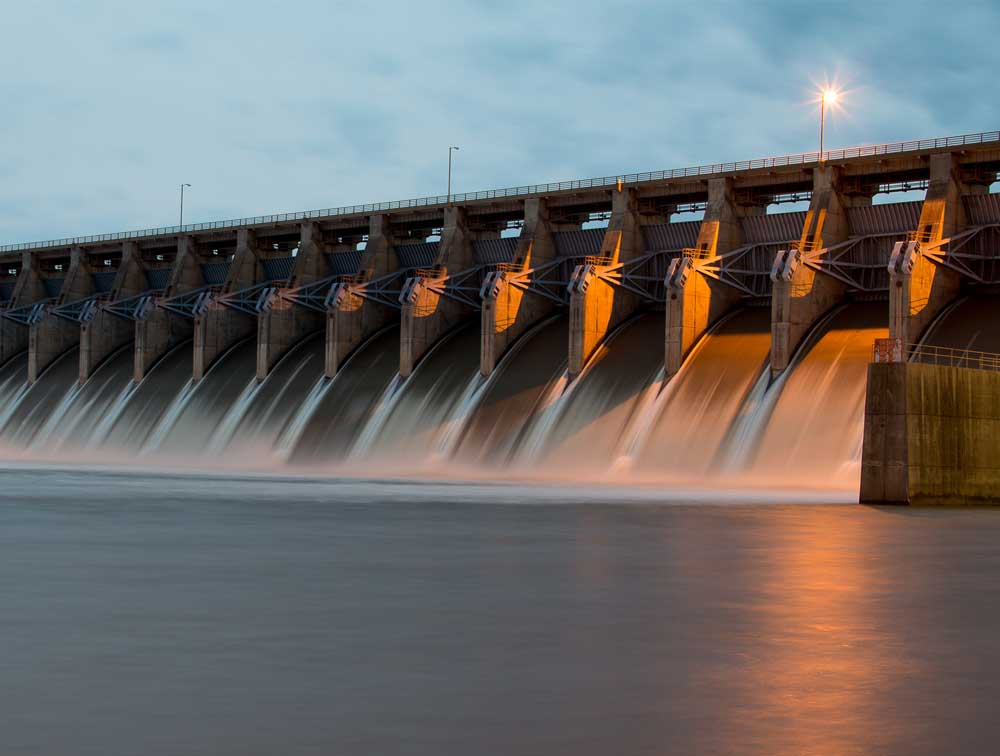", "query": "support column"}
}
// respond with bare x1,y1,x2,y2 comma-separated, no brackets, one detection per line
889,154,966,346
80,242,146,382
770,166,858,375
326,214,399,377
663,178,743,377
567,188,643,377
256,222,324,381
135,236,199,381
29,247,93,383
480,198,559,376
193,230,258,381
0,252,46,367
399,207,477,377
